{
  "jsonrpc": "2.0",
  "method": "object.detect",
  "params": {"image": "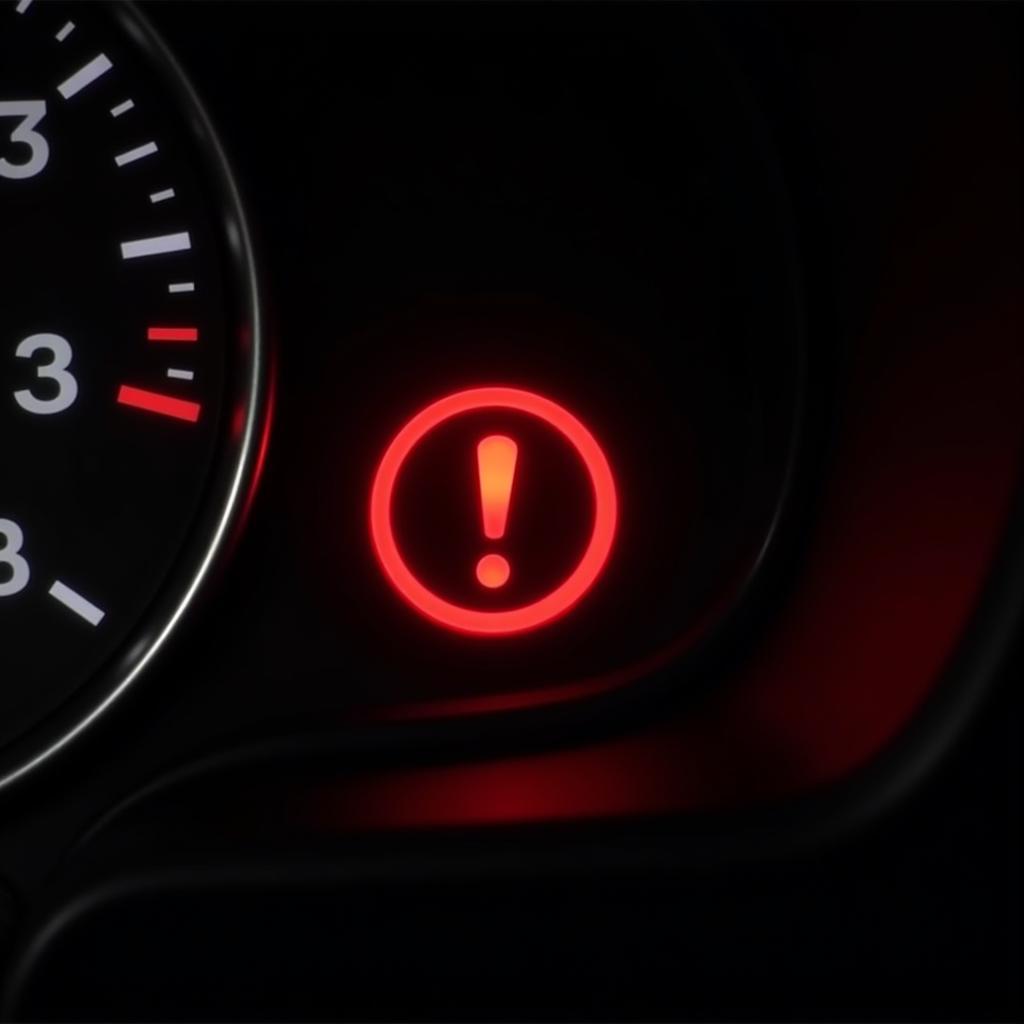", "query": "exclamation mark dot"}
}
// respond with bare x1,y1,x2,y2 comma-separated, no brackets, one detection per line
475,434,518,588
